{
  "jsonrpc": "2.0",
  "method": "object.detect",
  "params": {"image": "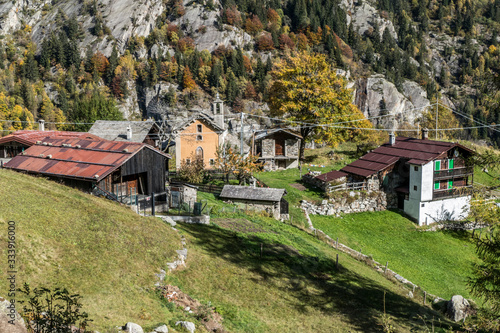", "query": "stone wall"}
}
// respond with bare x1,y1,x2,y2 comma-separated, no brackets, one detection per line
285,138,299,157
262,138,274,158
301,191,387,216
